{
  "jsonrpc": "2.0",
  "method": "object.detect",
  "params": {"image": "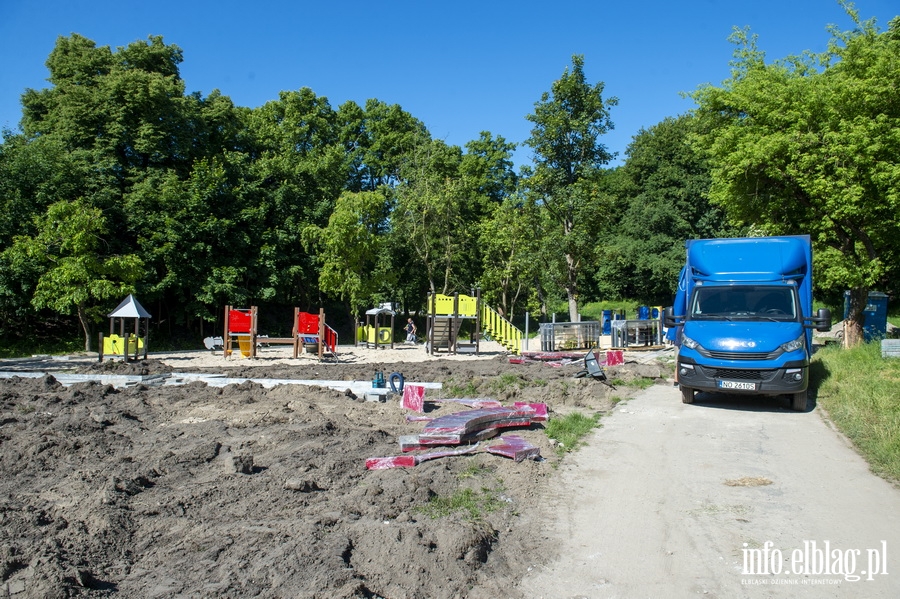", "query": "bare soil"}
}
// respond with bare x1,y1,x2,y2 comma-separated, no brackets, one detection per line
0,348,669,598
